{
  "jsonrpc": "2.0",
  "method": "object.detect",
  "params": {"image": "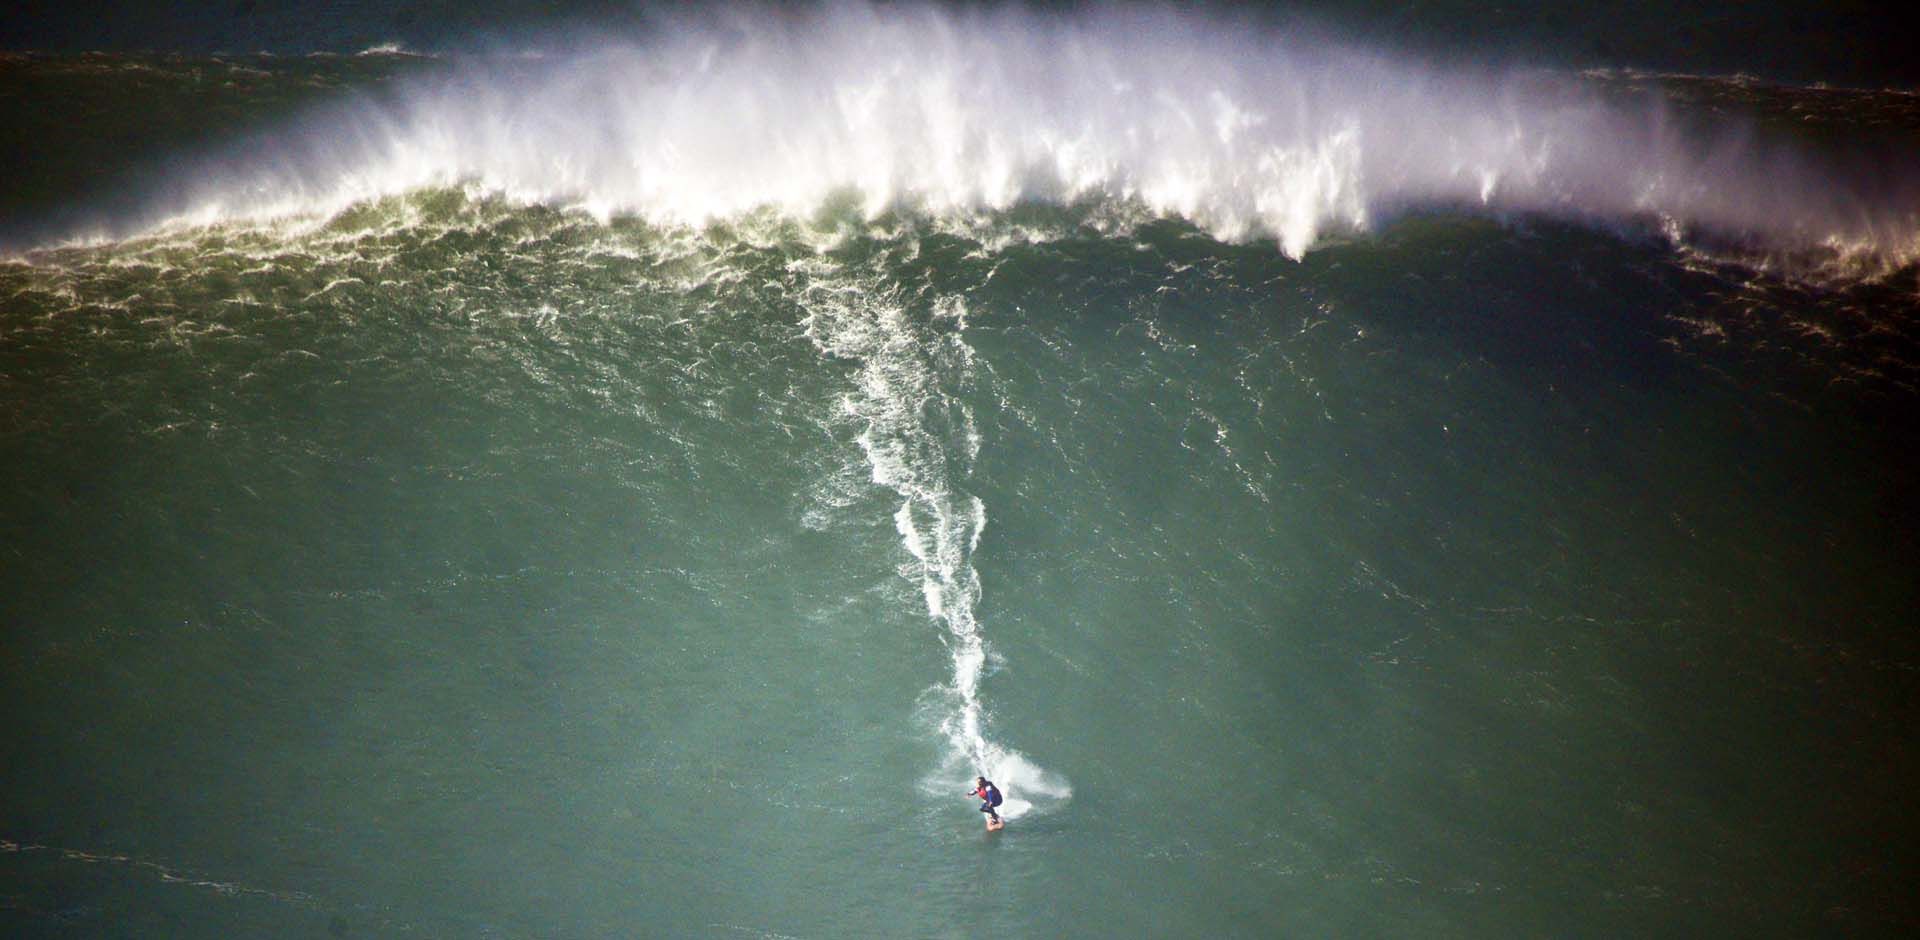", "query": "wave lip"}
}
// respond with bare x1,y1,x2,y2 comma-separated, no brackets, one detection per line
87,2,1920,273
